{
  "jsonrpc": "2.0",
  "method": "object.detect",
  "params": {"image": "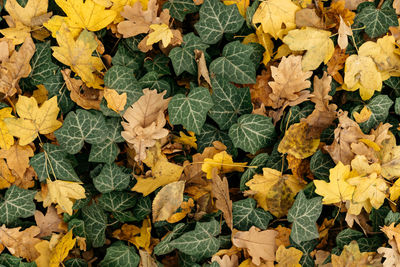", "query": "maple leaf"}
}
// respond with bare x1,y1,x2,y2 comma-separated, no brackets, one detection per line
0,225,41,261
147,24,174,47
0,142,34,178
245,167,305,217
104,88,127,113
121,89,170,162
50,230,76,266
0,107,16,150
353,106,372,123
378,239,400,267
211,254,239,267
275,245,303,267
327,47,348,84
173,131,197,149
113,218,152,252
0,0,51,44
211,170,233,229
314,161,355,204
4,96,62,146
131,142,183,196
40,179,86,215
152,181,185,222
52,24,104,89
201,151,247,179
377,133,400,180
295,8,325,29
252,0,299,39
0,159,16,189
232,226,278,265
0,36,35,97
34,206,63,238
283,27,335,71
331,241,376,266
